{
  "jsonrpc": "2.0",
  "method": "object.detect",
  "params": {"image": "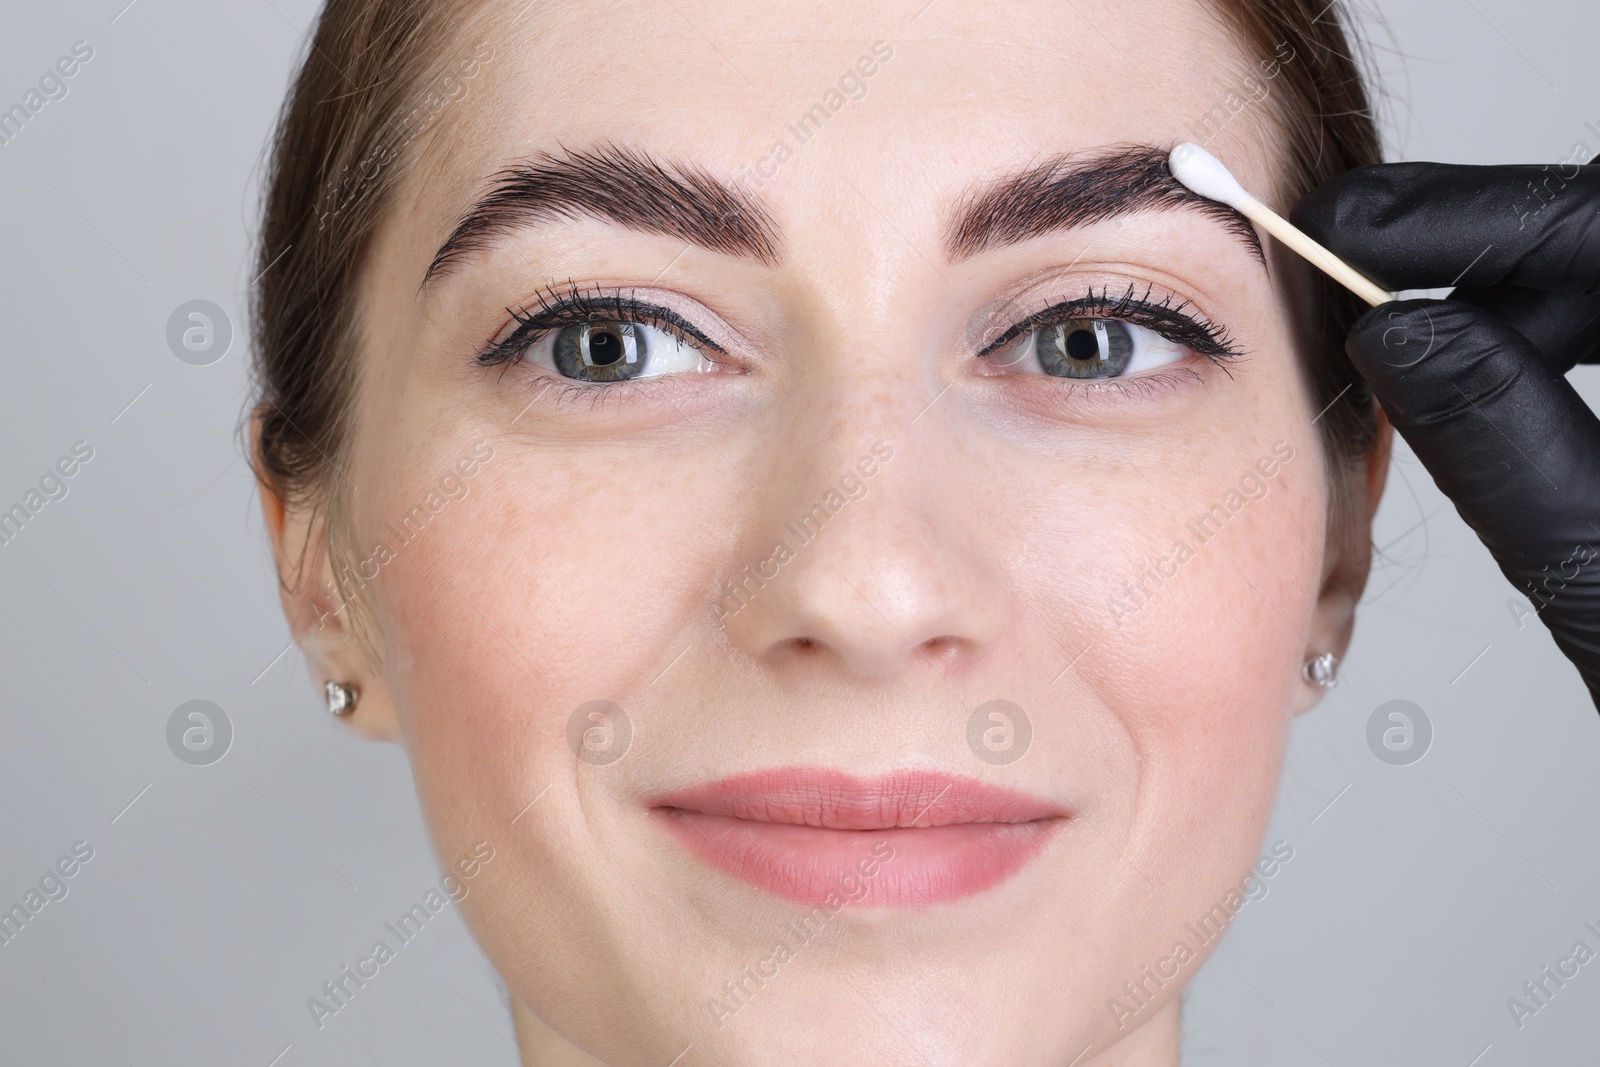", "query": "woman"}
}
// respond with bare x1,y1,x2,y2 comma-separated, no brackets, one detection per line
251,0,1391,1061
